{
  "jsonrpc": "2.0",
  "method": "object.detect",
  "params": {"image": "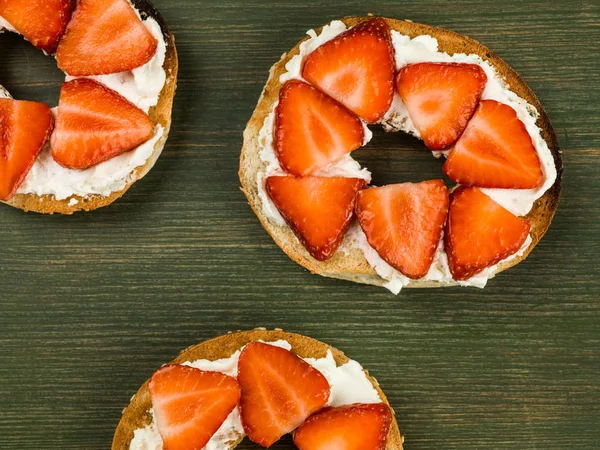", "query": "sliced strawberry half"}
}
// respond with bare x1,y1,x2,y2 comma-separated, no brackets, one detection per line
274,80,364,177
302,17,395,123
149,365,241,450
238,341,330,447
266,175,366,261
294,403,393,450
0,98,53,201
445,187,531,280
56,0,158,76
356,180,449,279
0,0,73,54
51,79,154,170
396,62,487,150
443,99,543,189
